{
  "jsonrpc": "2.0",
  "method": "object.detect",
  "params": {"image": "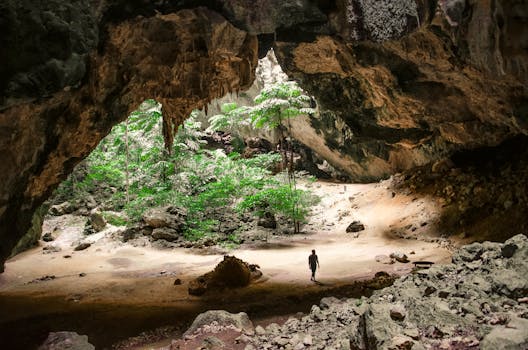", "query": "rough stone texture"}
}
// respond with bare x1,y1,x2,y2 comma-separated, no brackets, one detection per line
444,0,528,85
9,205,47,257
188,256,261,296
185,310,254,336
37,331,95,350
276,26,527,181
201,235,528,350
0,0,98,105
